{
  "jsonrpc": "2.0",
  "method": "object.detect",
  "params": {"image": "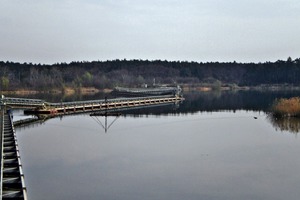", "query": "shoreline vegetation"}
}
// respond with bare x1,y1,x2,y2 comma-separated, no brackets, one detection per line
271,97,300,118
1,58,300,100
2,84,300,96
1,58,300,94
0,87,112,96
